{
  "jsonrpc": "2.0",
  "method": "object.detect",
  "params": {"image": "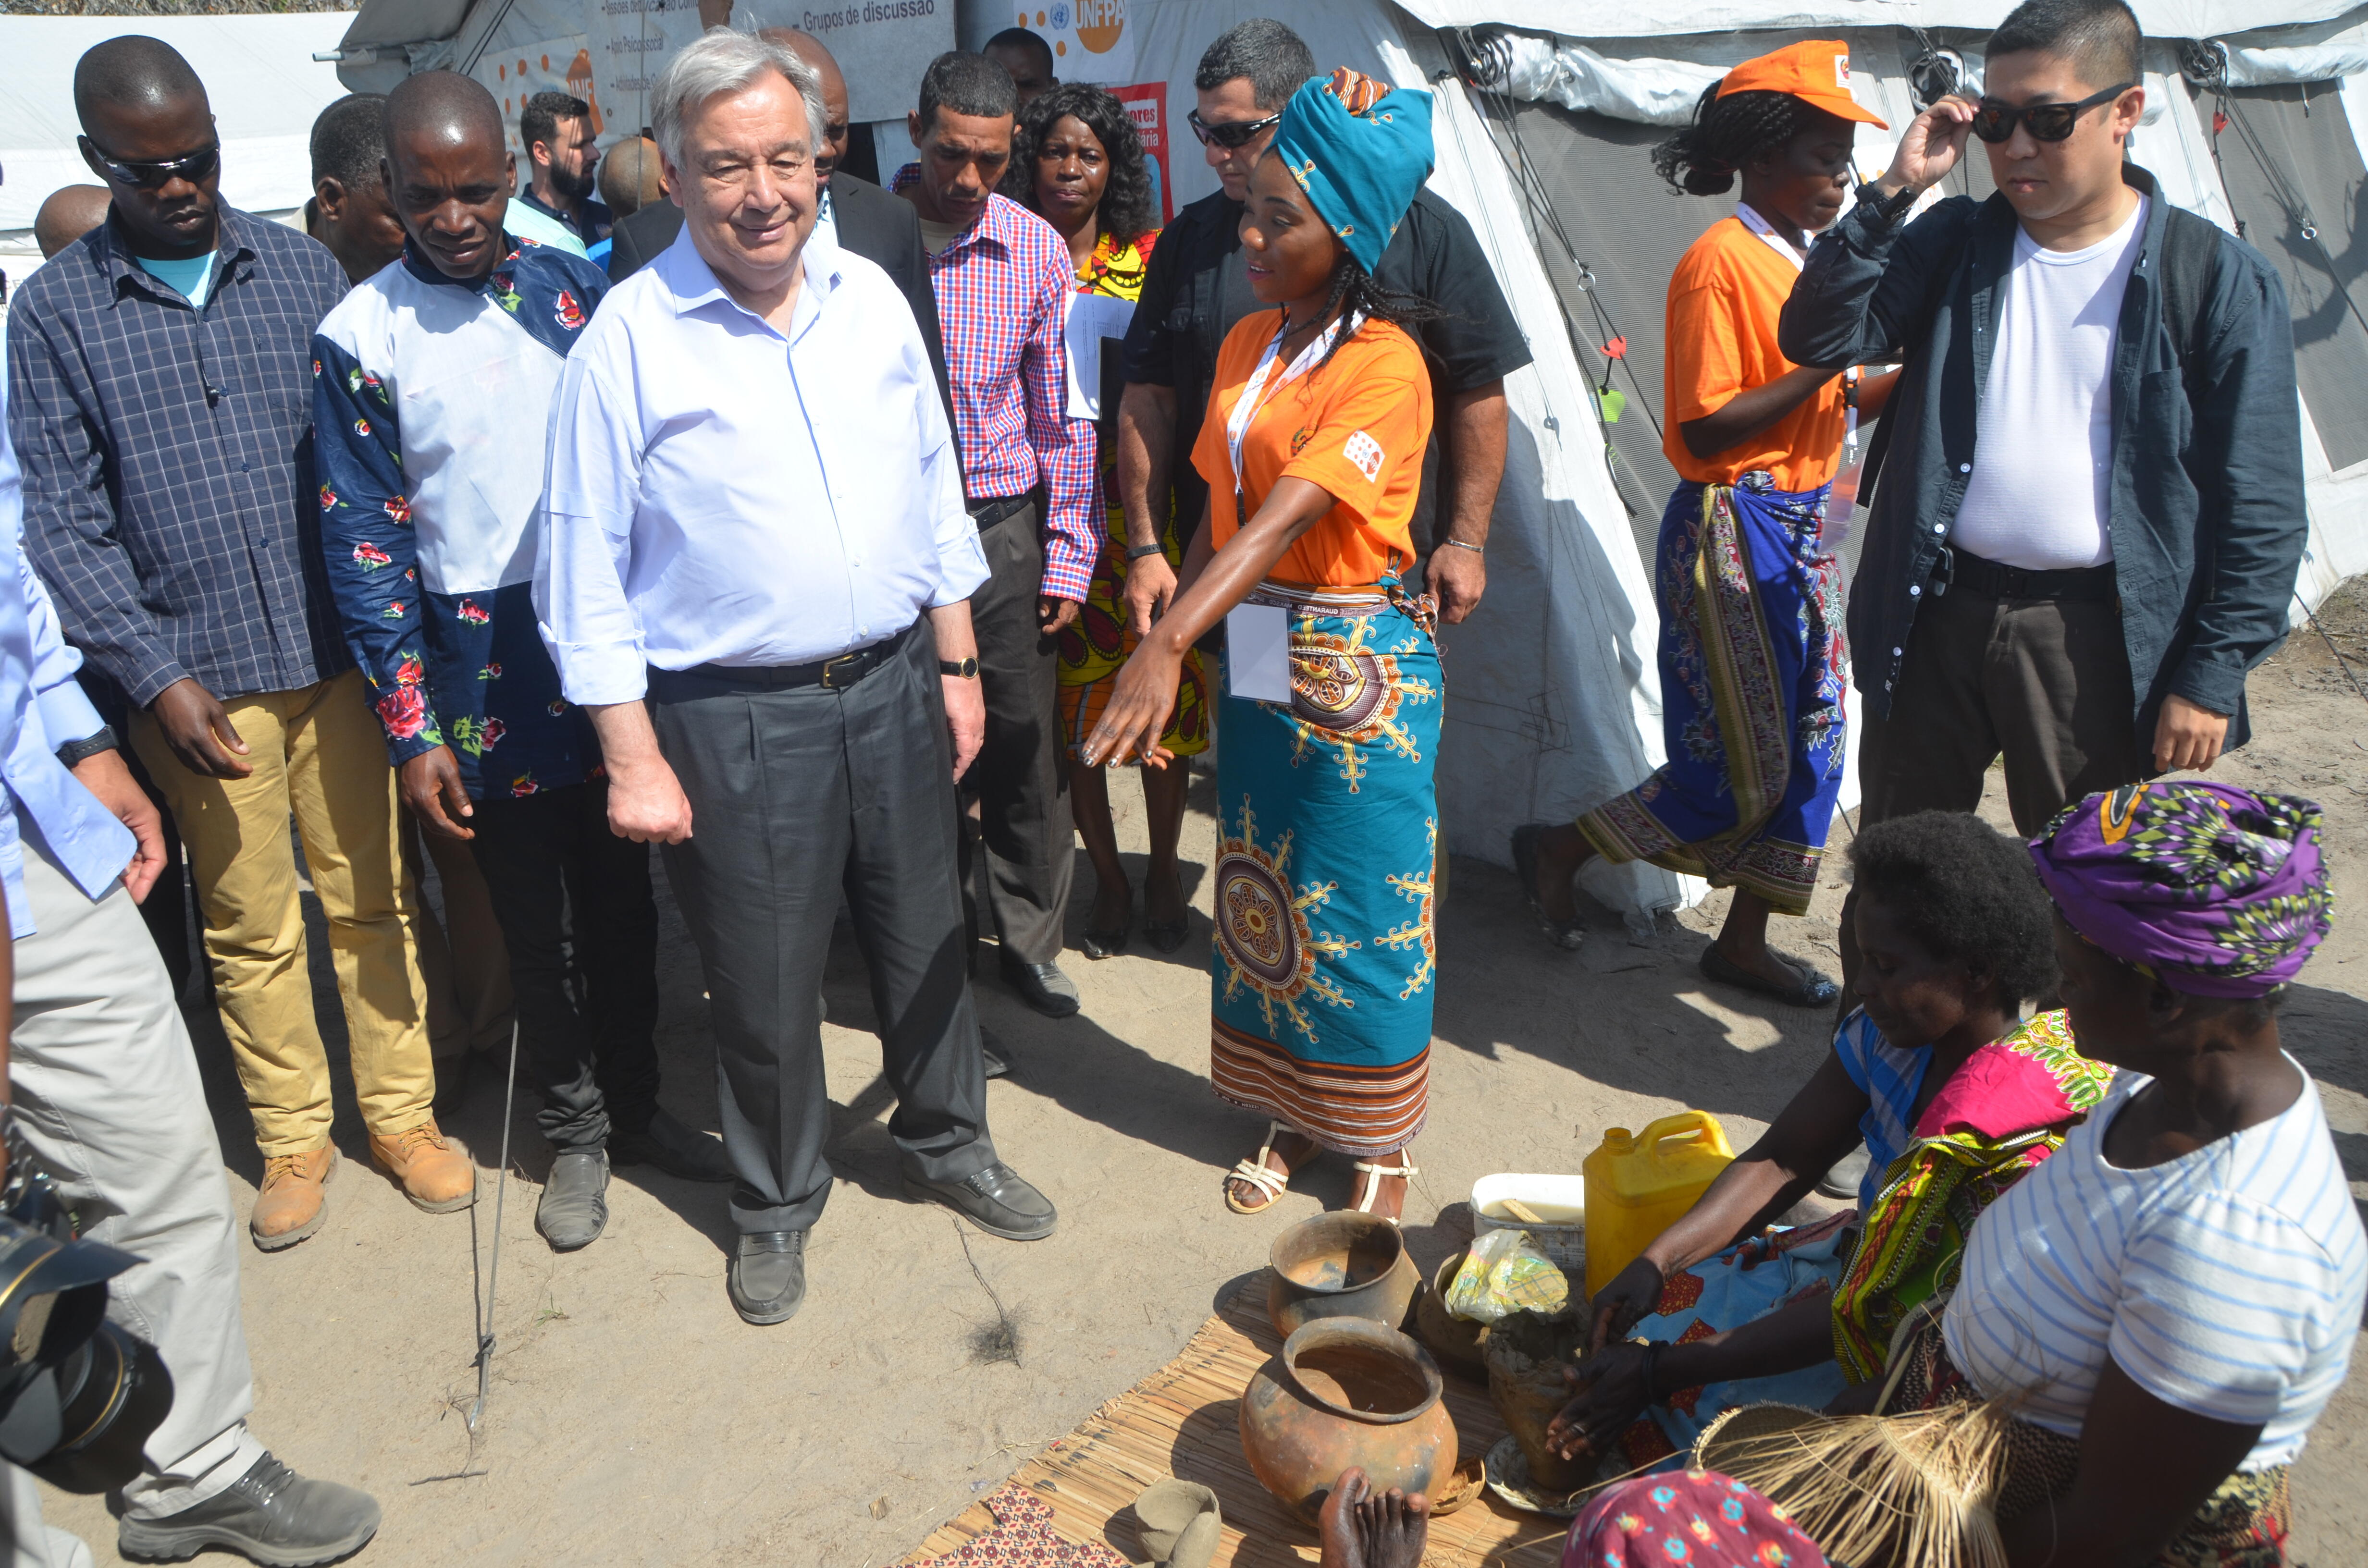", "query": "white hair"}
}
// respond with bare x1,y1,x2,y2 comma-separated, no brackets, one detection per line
650,29,825,174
